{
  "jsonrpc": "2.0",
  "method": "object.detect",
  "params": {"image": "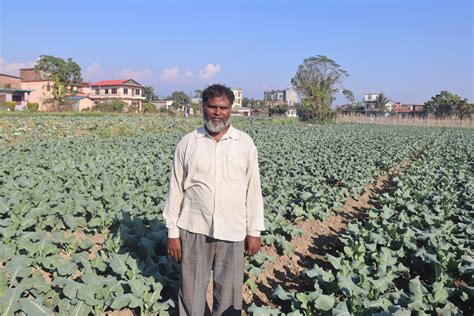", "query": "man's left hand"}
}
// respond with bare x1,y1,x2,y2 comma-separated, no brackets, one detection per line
245,235,261,256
